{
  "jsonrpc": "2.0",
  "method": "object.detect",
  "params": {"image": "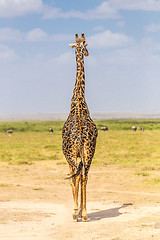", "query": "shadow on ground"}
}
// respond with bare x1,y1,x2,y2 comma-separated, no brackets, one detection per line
88,203,133,222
